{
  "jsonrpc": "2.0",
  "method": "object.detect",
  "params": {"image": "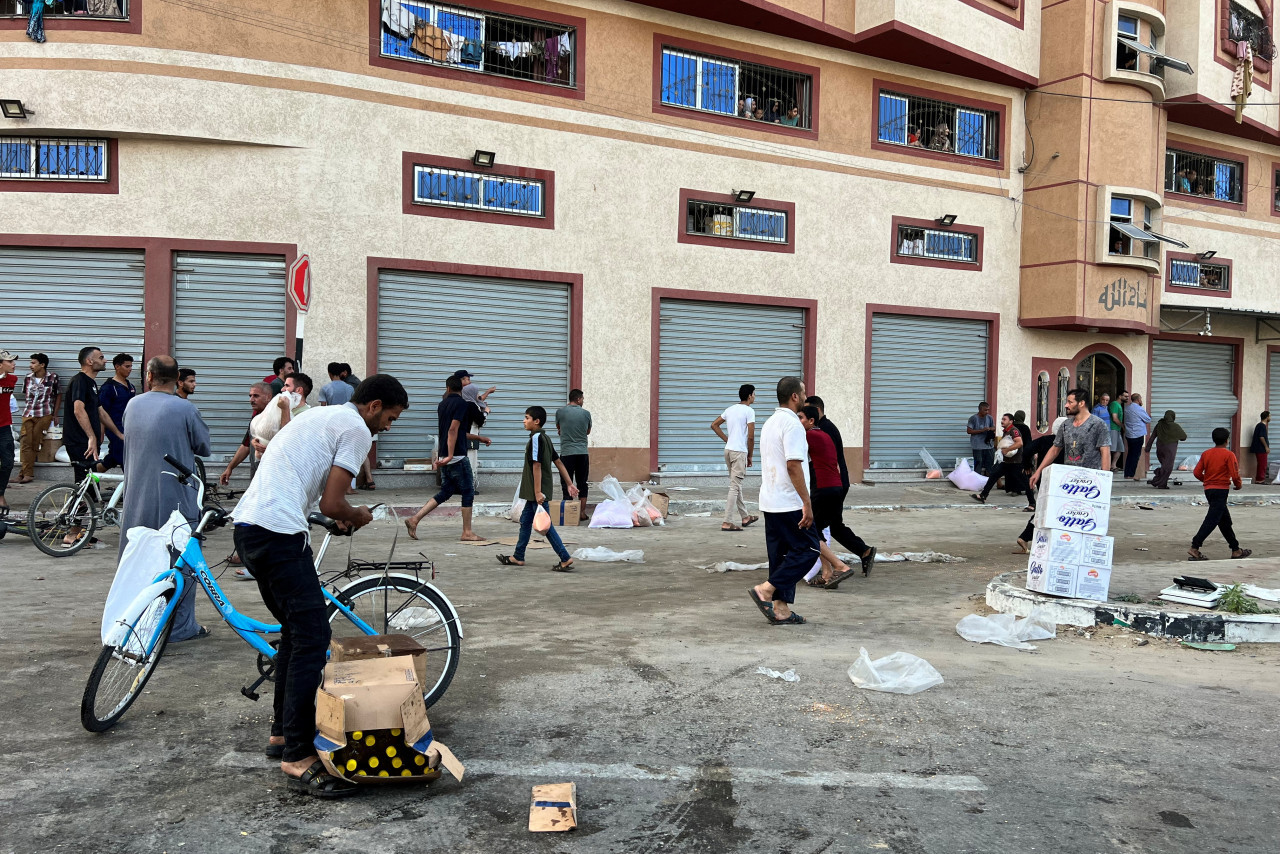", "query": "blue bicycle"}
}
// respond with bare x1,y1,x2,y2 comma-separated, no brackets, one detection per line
81,455,463,732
